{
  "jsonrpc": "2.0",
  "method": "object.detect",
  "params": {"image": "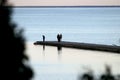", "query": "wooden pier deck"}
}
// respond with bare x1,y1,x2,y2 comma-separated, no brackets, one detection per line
34,41,120,53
